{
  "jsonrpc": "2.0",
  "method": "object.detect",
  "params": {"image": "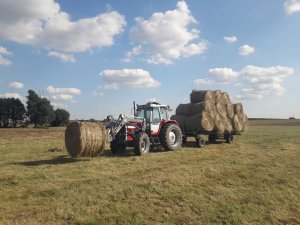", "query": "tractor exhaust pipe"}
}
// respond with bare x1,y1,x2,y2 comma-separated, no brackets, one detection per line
133,101,136,116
